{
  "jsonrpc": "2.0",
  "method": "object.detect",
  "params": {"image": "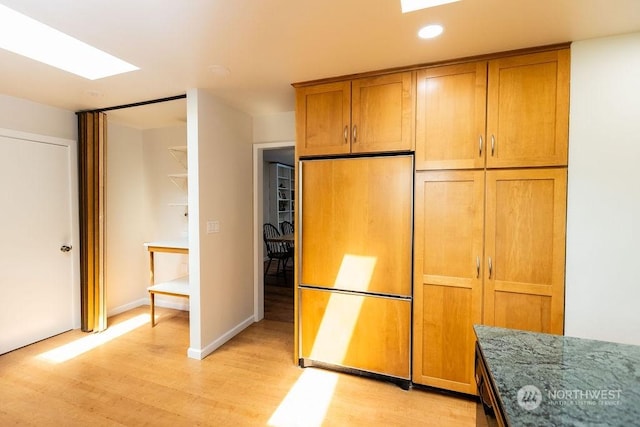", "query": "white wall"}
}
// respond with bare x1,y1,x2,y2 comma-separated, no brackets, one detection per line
253,111,295,143
141,125,189,303
187,89,254,359
0,94,76,140
565,32,640,345
106,123,148,314
106,123,189,315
